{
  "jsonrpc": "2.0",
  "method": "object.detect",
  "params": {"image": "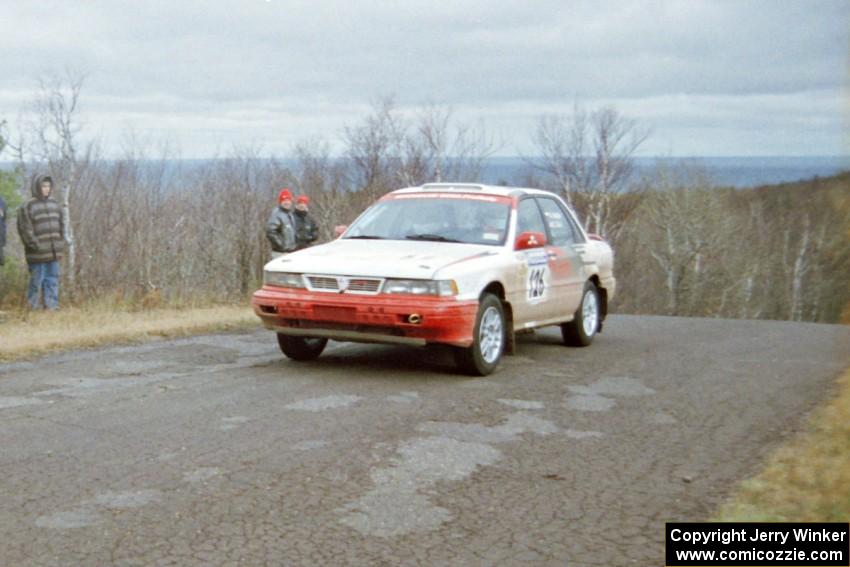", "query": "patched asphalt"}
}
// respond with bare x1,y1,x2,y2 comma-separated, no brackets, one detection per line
1,315,848,566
